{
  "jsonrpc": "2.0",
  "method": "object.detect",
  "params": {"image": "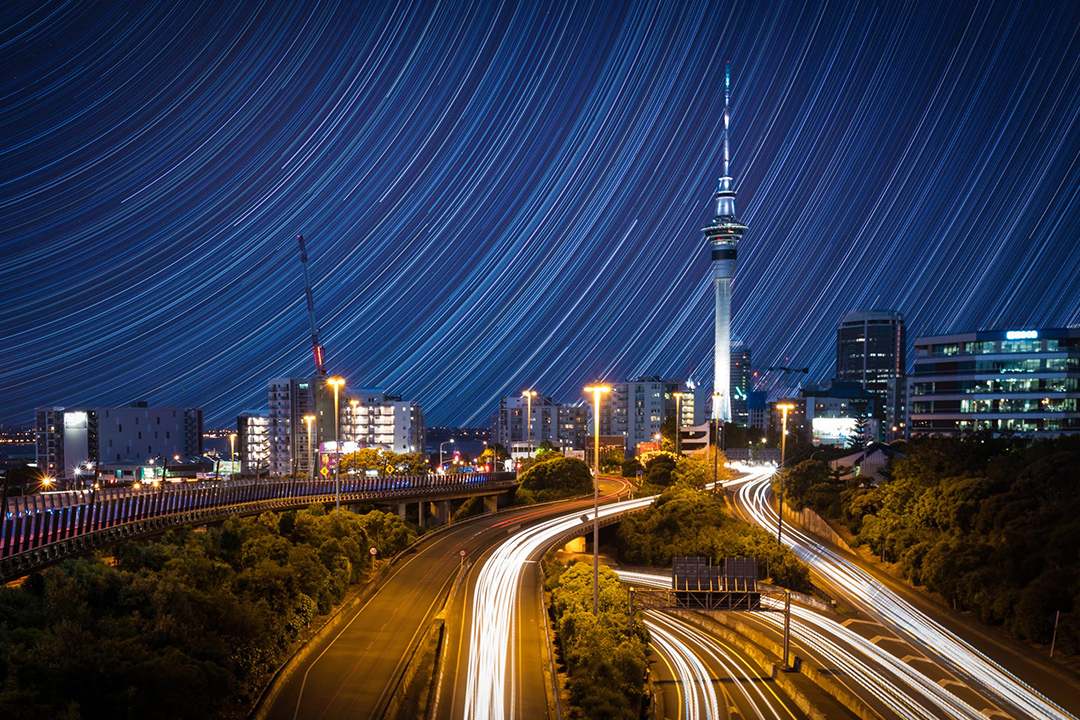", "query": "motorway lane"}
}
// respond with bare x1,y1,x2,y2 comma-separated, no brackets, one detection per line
439,477,636,720
729,466,1080,720
262,497,619,720
645,610,811,720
